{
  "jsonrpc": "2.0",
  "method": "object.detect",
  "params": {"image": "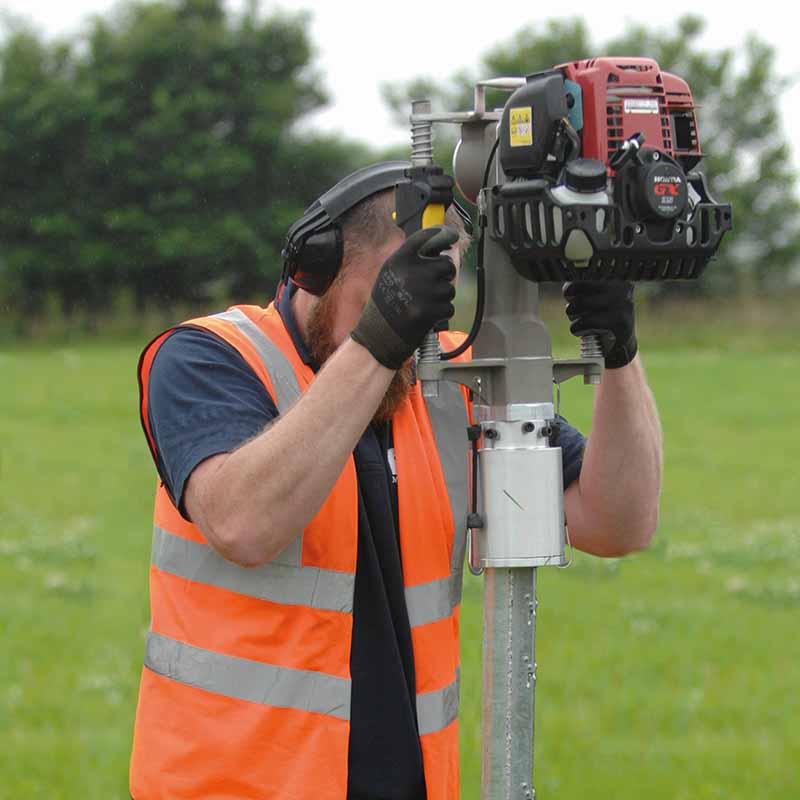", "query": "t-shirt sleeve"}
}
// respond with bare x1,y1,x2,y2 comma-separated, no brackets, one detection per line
557,415,586,490
146,327,279,514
